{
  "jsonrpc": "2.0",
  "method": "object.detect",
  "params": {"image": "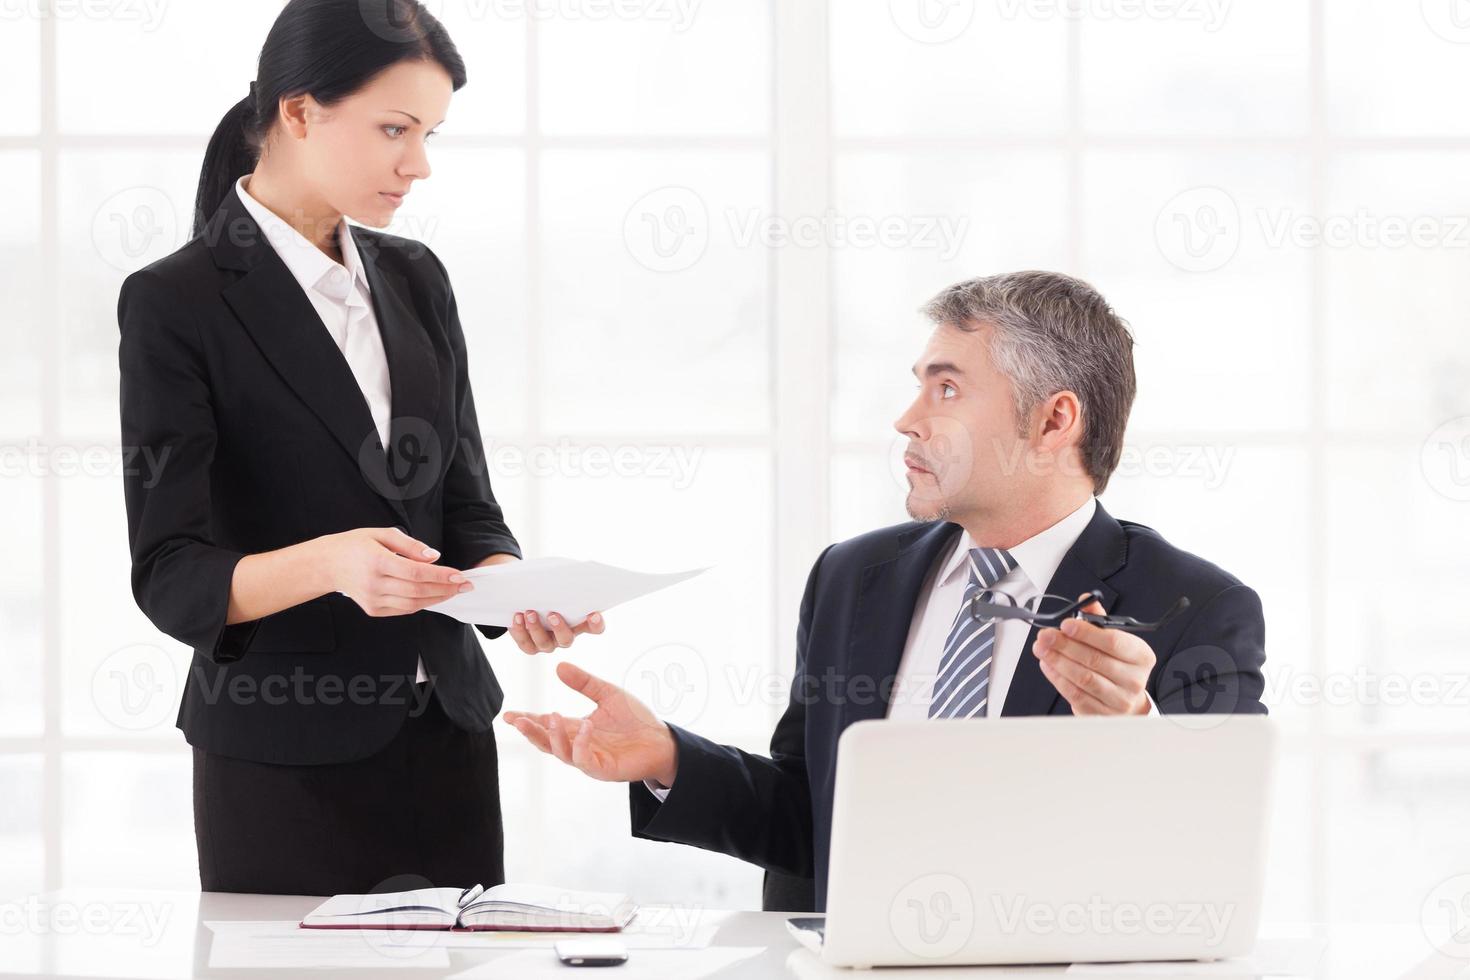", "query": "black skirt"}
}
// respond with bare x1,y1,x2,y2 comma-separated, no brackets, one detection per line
191,682,504,895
